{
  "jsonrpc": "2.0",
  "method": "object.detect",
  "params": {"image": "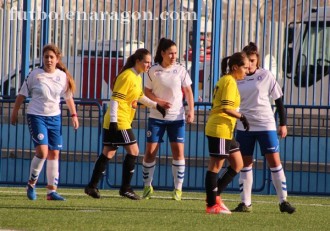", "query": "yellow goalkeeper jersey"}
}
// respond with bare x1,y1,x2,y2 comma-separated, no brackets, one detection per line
103,68,143,130
205,74,240,139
